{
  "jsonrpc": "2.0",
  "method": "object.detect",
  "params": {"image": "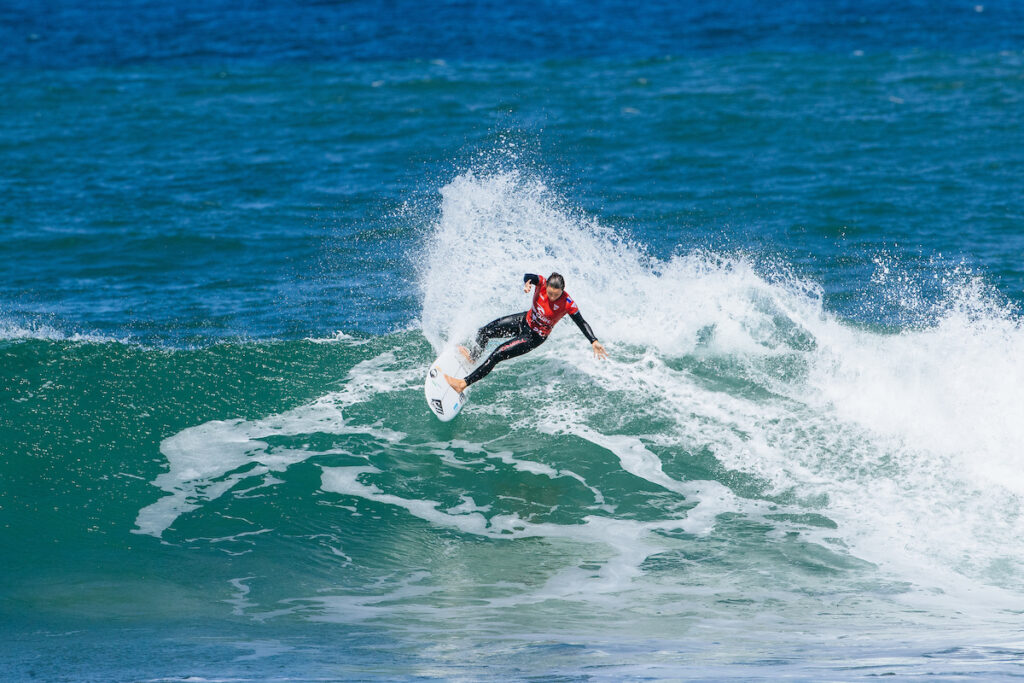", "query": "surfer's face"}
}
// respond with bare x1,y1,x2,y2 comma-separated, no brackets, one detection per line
546,284,563,300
